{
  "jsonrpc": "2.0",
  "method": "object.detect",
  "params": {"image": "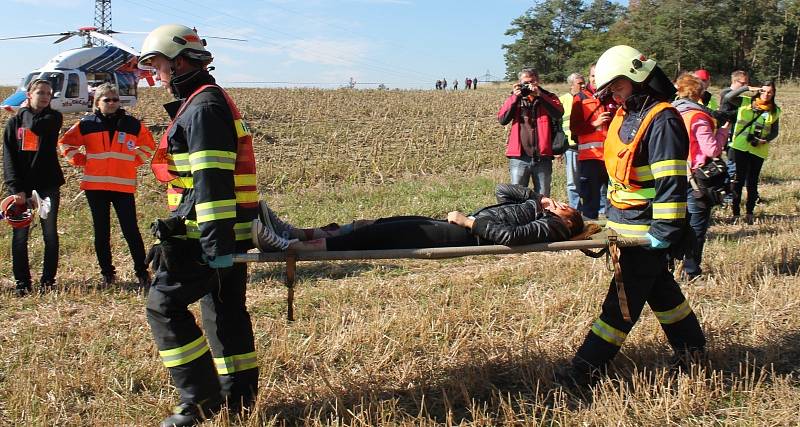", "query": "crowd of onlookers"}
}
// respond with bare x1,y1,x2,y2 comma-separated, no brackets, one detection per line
435,76,479,90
